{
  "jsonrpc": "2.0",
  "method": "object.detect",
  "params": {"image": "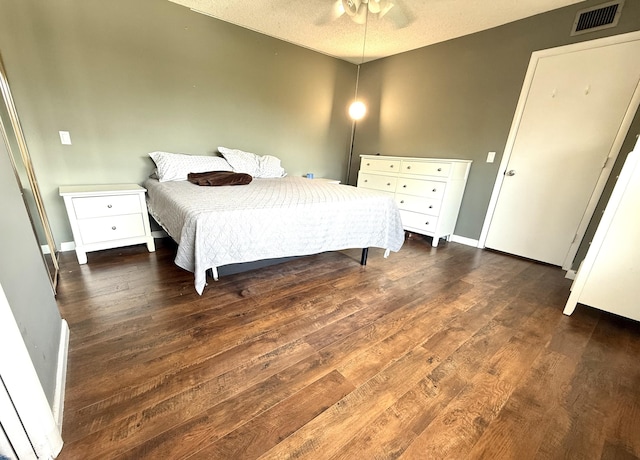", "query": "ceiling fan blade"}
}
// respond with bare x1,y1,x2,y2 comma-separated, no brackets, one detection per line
384,2,413,29
378,1,394,18
367,0,389,14
352,3,368,24
342,0,361,17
